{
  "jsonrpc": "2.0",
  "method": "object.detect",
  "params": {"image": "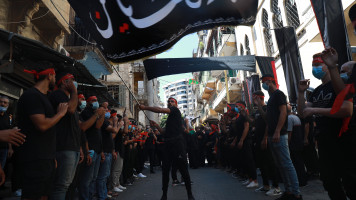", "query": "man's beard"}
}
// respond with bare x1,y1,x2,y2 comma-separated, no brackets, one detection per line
49,82,55,90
